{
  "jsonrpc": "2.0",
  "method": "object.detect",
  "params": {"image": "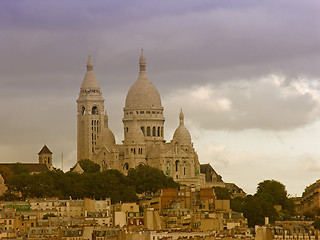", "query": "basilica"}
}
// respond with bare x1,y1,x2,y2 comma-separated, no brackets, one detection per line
76,51,236,191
